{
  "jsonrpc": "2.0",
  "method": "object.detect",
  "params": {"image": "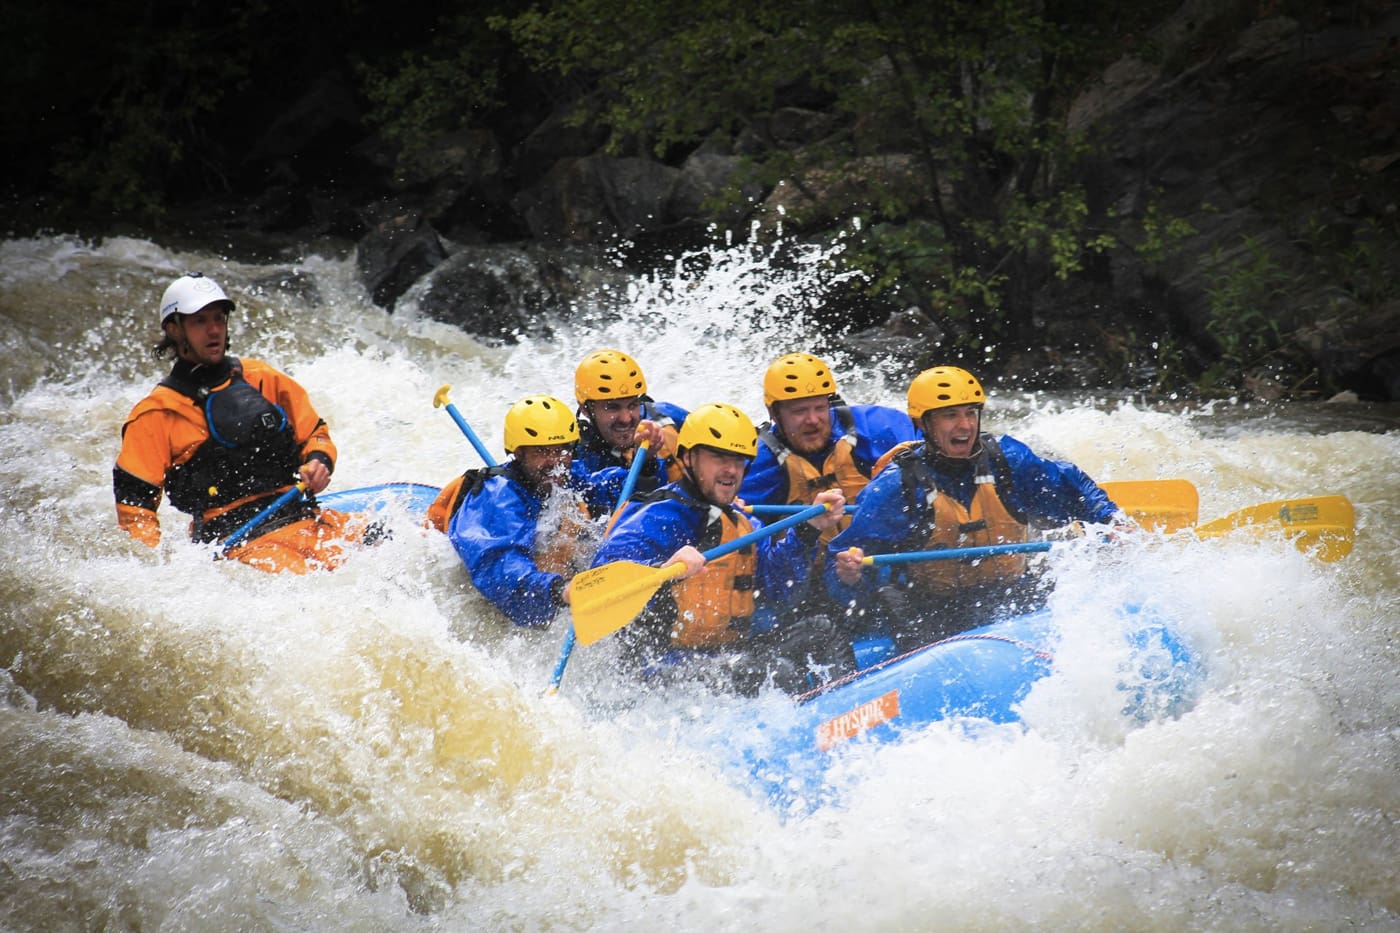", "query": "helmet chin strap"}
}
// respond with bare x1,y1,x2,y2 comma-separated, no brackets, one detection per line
677,448,696,485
